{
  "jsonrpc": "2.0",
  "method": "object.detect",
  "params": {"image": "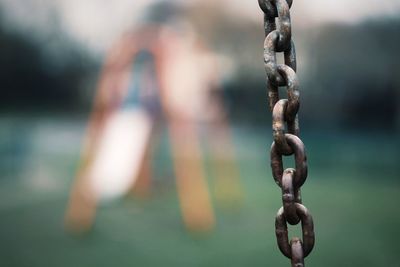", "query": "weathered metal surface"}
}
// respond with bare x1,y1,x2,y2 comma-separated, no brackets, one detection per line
271,134,307,188
258,0,315,265
290,238,305,267
275,204,315,258
258,0,293,23
281,168,301,225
